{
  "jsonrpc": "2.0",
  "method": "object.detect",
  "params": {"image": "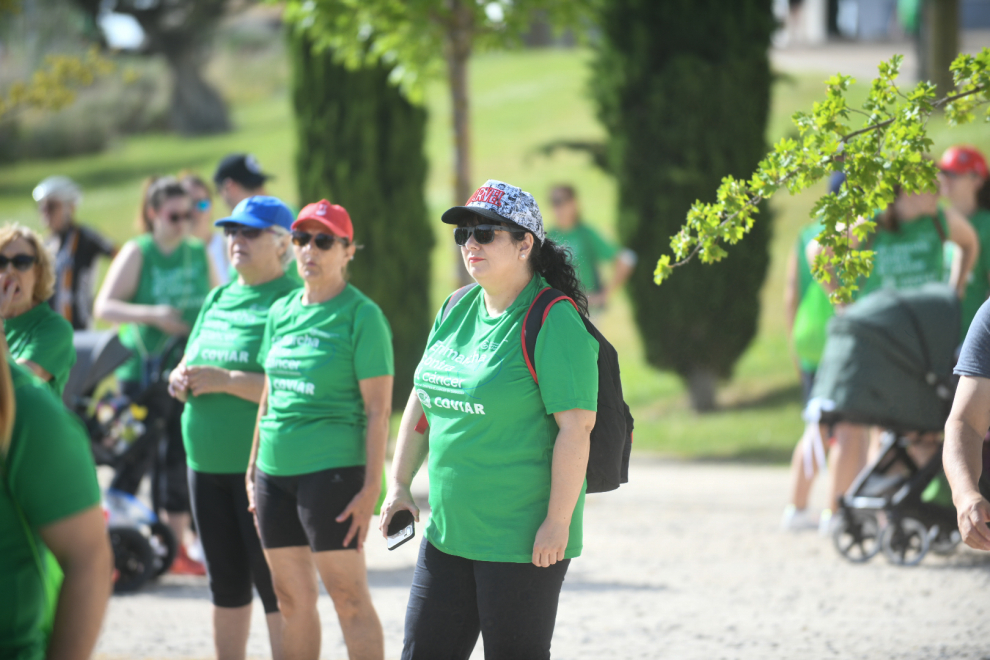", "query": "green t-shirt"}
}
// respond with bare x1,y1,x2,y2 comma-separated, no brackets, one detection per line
228,260,304,286
858,210,948,298
792,221,832,371
257,285,394,476
181,274,300,474
547,223,621,293
0,362,100,660
116,234,211,383
415,274,599,563
959,209,990,336
4,303,76,396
